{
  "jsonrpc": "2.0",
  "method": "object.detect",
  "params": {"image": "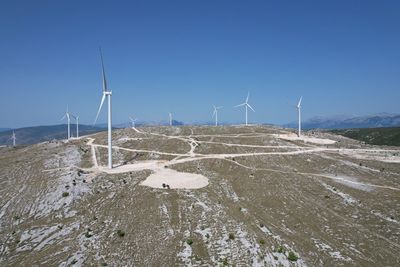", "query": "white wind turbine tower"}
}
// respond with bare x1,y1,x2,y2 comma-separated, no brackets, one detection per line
212,105,222,126
296,96,303,137
129,117,137,128
169,112,172,126
61,105,71,140
235,92,255,126
10,131,16,147
94,47,113,169
71,114,80,138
